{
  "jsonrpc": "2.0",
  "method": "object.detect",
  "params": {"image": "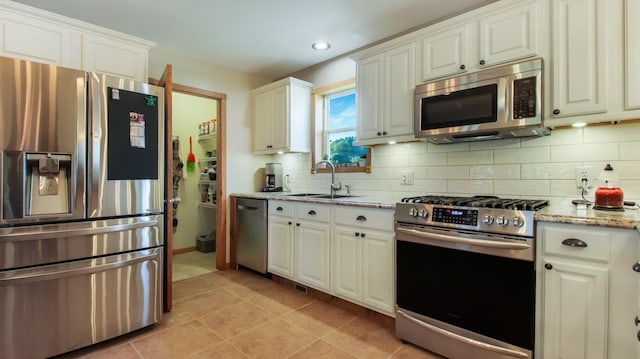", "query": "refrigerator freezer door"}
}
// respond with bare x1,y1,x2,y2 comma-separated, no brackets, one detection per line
88,72,165,218
0,215,163,271
0,56,86,224
0,247,163,359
